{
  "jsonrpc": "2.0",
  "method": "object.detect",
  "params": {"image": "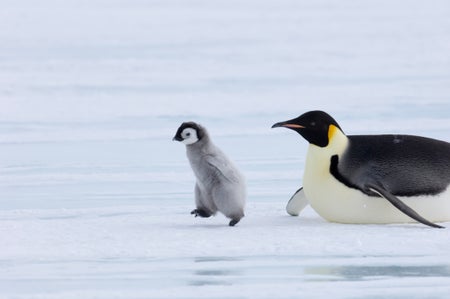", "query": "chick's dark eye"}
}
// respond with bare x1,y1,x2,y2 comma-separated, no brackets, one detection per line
186,132,191,137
